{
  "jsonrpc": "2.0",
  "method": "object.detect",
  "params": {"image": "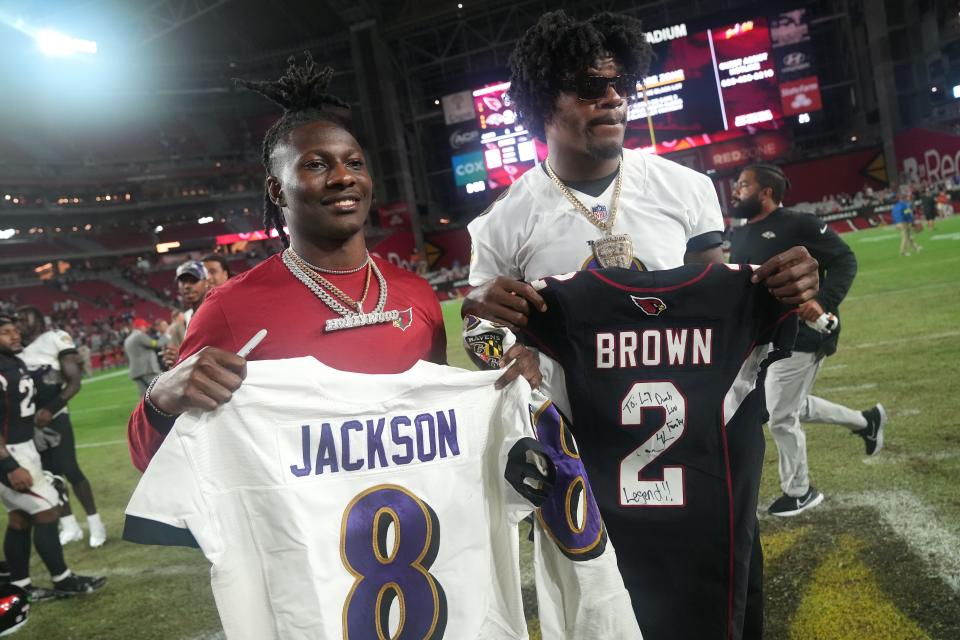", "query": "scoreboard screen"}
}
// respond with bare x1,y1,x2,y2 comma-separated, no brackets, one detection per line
444,8,820,195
